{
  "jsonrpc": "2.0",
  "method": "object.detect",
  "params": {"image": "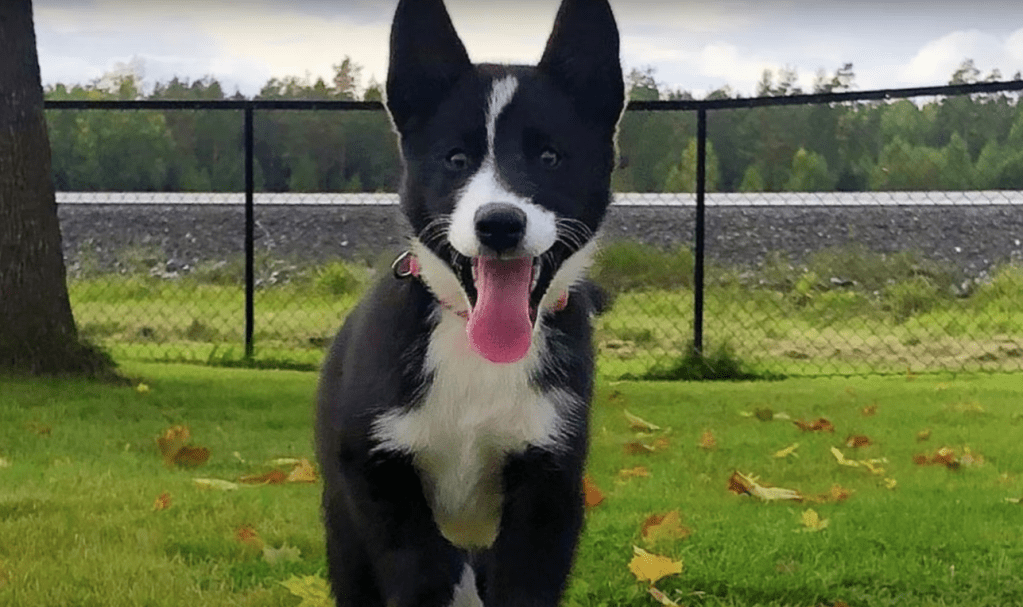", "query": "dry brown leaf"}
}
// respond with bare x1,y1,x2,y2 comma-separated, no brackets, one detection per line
152,492,171,511
583,475,605,508
794,417,835,433
628,546,683,584
809,484,852,503
641,510,692,544
156,425,191,466
727,471,802,502
618,466,651,480
624,409,661,432
861,404,877,416
235,525,264,549
698,431,717,450
845,435,872,448
239,469,288,485
286,458,318,483
173,446,210,468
